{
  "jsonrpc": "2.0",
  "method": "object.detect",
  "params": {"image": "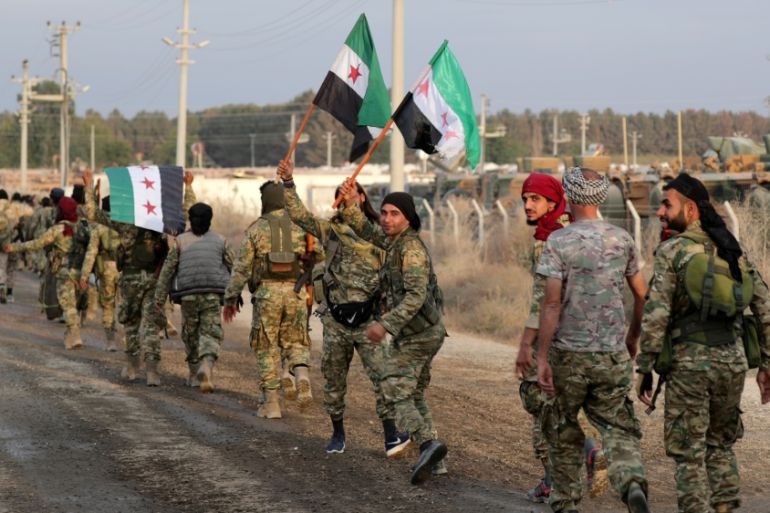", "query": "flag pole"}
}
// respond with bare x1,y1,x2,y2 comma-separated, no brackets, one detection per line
331,64,432,209
332,117,395,208
283,103,316,162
